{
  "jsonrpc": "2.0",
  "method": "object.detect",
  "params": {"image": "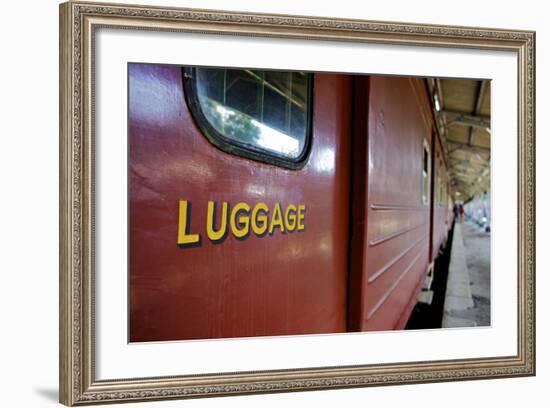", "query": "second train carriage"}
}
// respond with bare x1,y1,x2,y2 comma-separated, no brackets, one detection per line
129,64,454,342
